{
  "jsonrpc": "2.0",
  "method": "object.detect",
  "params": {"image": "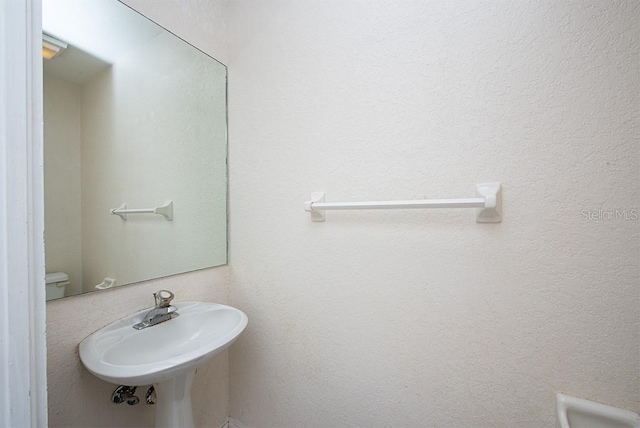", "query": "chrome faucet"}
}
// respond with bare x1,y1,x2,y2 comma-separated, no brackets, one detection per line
133,290,179,330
